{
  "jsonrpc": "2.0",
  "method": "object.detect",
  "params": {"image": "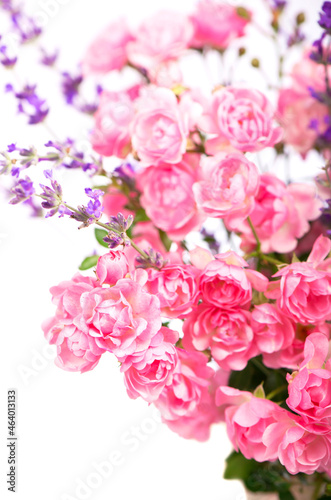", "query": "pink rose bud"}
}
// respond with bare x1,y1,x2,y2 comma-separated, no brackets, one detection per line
96,251,130,286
